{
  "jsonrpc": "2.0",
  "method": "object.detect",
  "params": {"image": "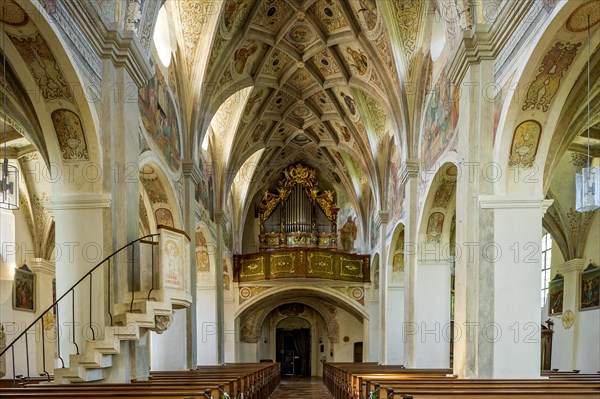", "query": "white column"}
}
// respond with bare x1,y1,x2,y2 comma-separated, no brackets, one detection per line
401,160,419,367
30,258,55,375
367,292,379,362
378,211,389,364
182,162,201,369
479,196,552,378
215,212,227,364
362,318,370,362
550,259,586,370
414,260,451,368
53,195,110,368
